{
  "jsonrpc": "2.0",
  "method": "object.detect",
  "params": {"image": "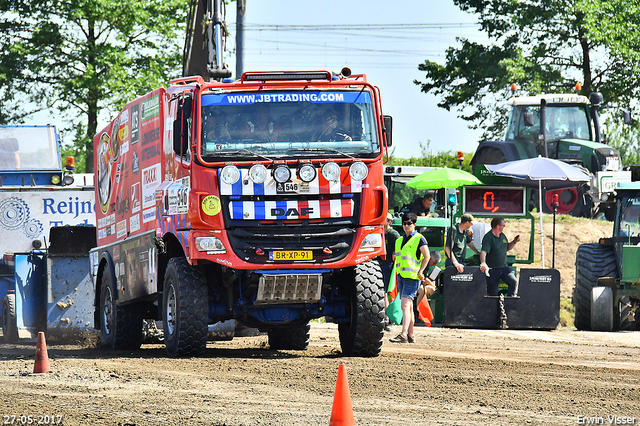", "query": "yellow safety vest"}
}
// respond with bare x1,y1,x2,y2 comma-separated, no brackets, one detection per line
394,233,425,280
